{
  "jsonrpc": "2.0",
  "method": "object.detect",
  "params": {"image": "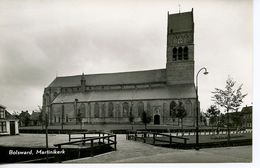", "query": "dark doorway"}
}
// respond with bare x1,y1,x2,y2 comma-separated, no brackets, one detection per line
154,115,160,125
10,121,15,135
